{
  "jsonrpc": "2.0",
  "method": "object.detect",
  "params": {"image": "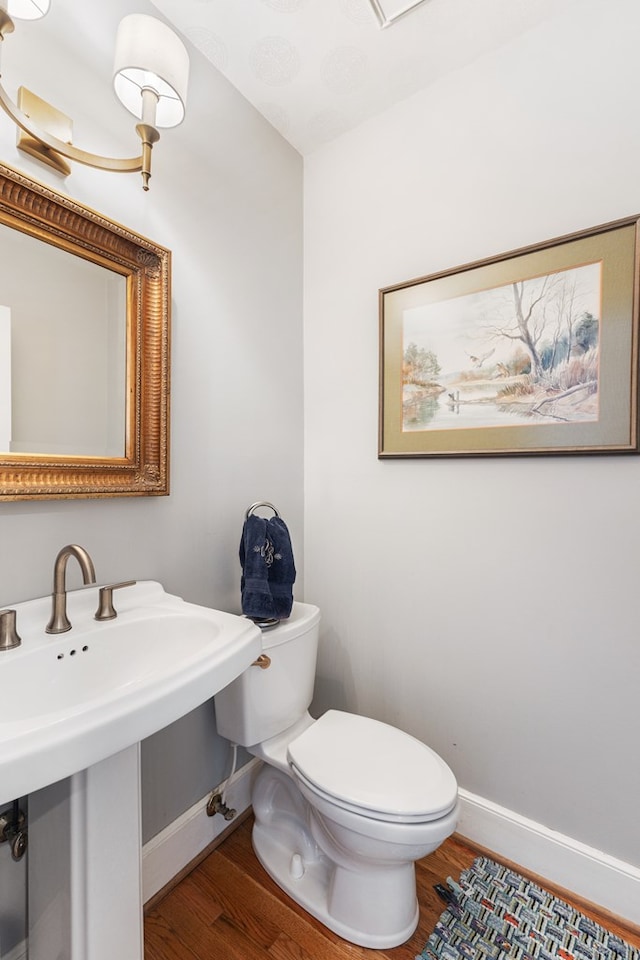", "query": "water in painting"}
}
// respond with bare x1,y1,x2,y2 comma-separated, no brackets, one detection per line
402,262,601,432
